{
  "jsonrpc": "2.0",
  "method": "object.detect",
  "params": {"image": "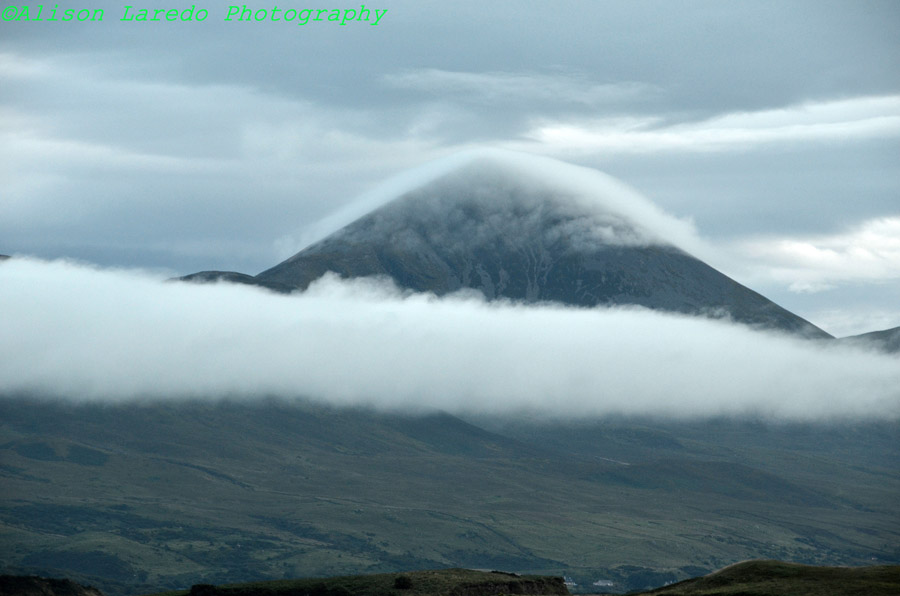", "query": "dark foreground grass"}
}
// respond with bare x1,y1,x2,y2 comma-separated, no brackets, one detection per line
141,562,900,596
634,560,900,596
145,569,568,596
